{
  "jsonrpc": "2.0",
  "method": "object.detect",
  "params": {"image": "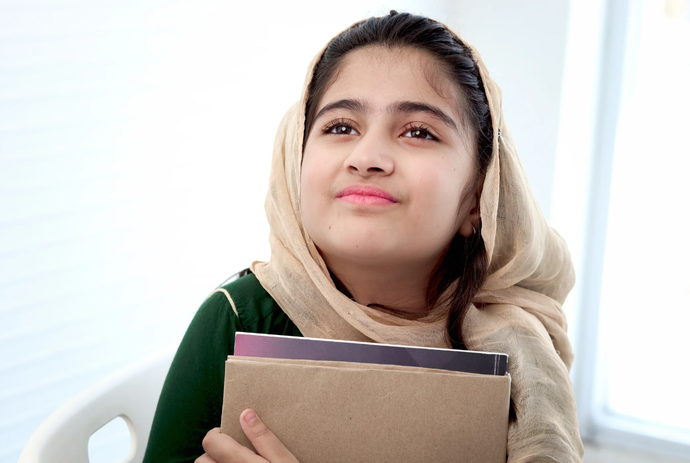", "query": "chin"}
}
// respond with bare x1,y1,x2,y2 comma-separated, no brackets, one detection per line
320,237,415,268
